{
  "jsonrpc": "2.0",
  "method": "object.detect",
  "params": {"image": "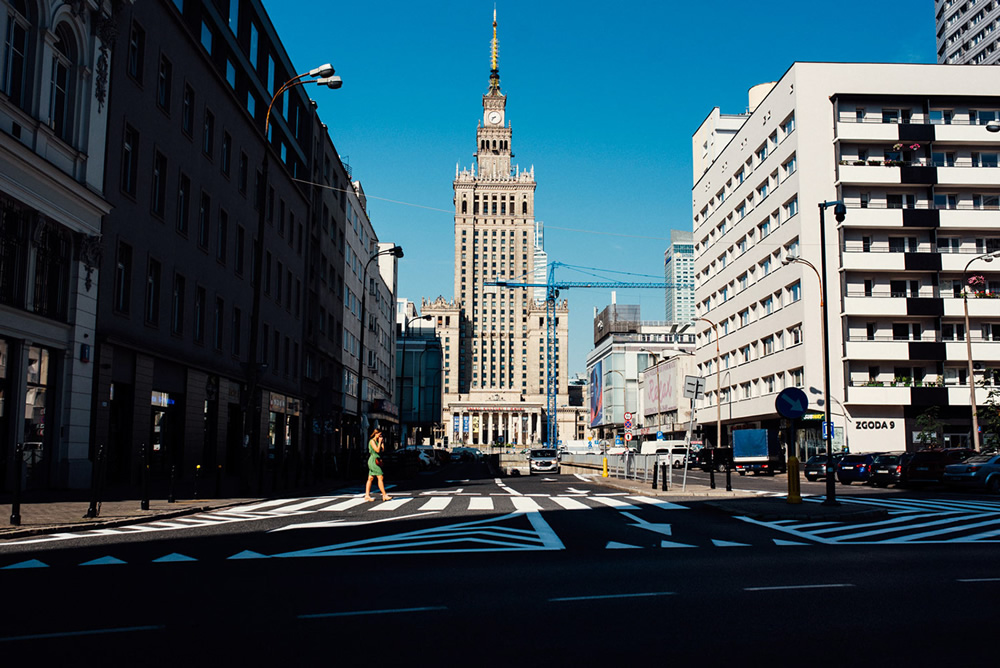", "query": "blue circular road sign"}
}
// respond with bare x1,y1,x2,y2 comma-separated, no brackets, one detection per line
775,387,808,420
